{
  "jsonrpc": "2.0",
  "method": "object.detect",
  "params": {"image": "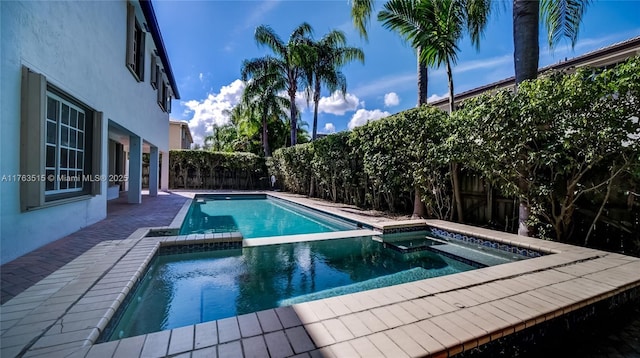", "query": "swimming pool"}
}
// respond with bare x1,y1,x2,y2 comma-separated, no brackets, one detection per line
103,235,478,341
179,194,358,237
